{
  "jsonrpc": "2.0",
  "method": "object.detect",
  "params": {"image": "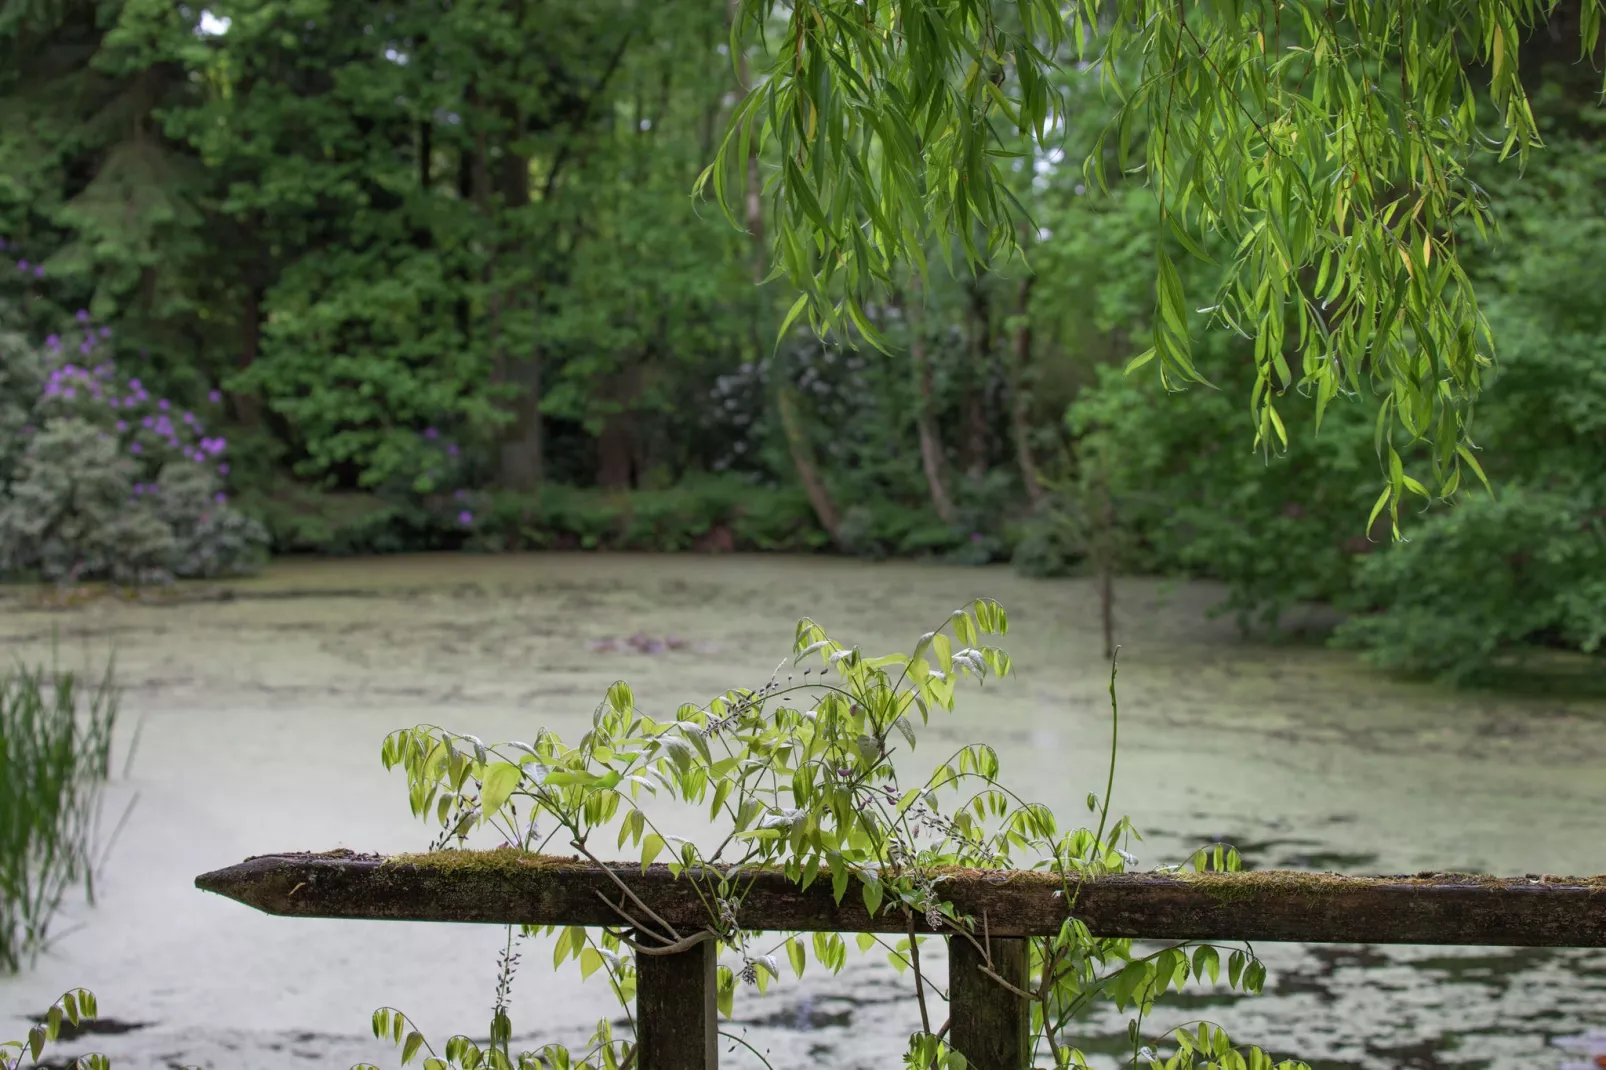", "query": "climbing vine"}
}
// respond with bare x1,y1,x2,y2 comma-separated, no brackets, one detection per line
358,600,1308,1070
